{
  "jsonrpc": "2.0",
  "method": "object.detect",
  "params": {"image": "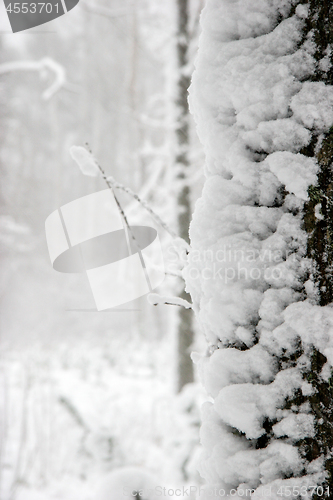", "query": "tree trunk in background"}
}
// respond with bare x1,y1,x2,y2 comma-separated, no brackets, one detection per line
175,0,194,392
